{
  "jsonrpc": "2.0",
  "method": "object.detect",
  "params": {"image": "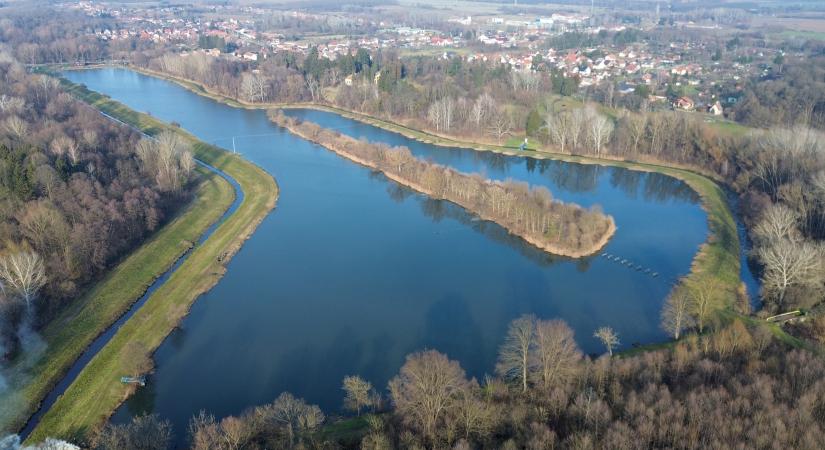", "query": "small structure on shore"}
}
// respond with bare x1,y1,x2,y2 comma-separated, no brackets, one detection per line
120,375,146,386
